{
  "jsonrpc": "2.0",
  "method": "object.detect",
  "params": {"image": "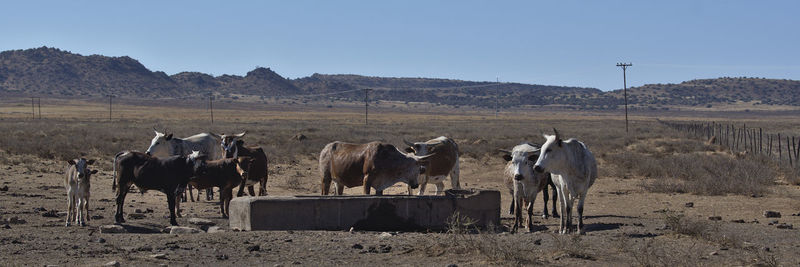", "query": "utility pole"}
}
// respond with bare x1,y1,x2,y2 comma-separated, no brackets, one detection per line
364,88,372,125
209,93,214,124
107,94,114,121
37,98,41,119
30,97,35,120
495,78,499,118
616,63,632,133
